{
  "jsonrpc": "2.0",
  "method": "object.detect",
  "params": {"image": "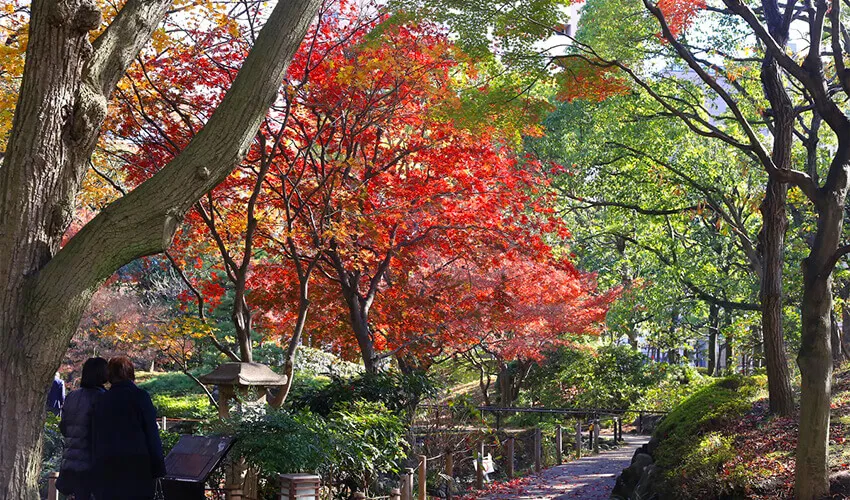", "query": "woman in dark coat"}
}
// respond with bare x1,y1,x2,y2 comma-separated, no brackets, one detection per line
58,357,108,500
92,356,166,500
